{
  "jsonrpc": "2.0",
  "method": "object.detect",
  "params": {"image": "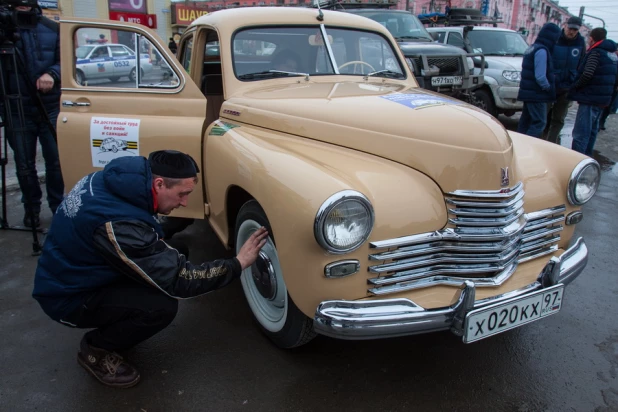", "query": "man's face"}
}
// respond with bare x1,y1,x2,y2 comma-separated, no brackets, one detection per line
153,177,196,215
564,26,579,40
